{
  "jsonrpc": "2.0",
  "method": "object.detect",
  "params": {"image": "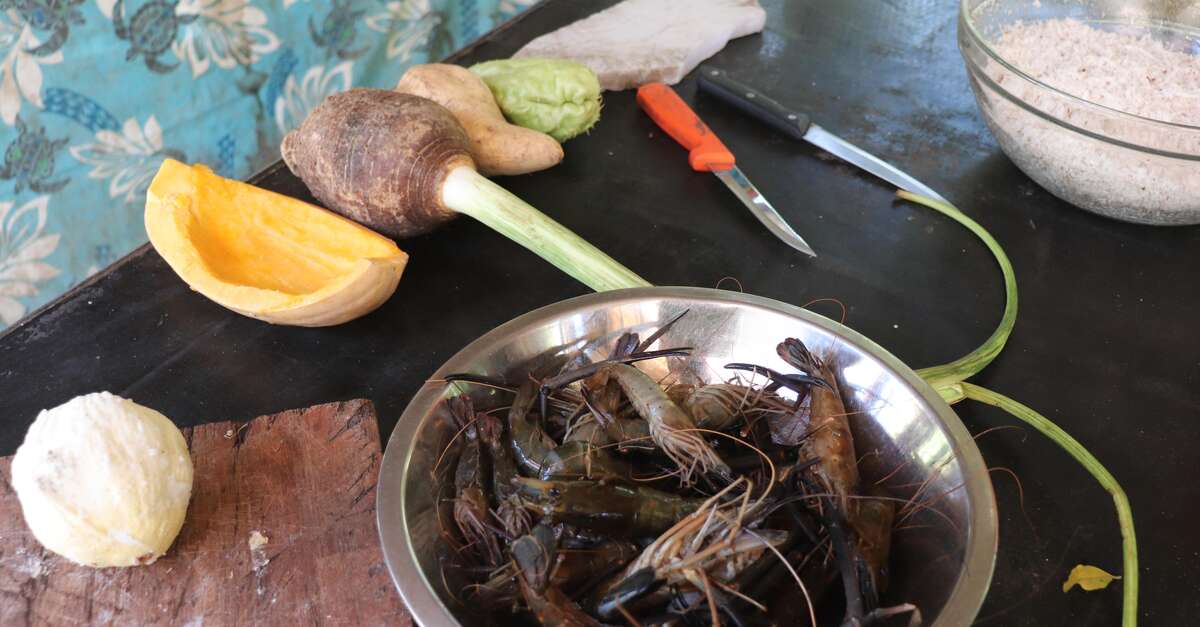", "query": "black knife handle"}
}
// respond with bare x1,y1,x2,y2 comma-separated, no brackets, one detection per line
697,65,811,141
